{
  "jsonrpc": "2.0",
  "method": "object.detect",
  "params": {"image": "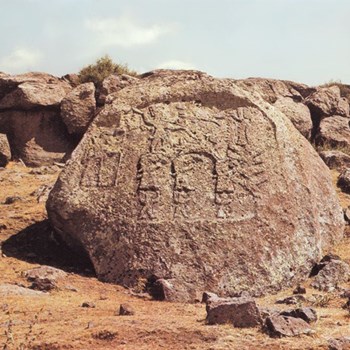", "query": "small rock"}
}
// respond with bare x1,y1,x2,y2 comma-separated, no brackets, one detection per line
328,337,350,350
206,296,262,327
320,150,350,172
264,315,313,337
24,265,67,281
0,133,11,167
30,278,56,292
280,307,317,323
86,321,94,329
4,196,22,205
0,284,45,297
119,304,135,316
311,260,350,291
202,291,219,304
276,295,306,305
338,169,350,194
148,278,191,302
293,284,306,294
82,302,96,308
340,289,350,298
